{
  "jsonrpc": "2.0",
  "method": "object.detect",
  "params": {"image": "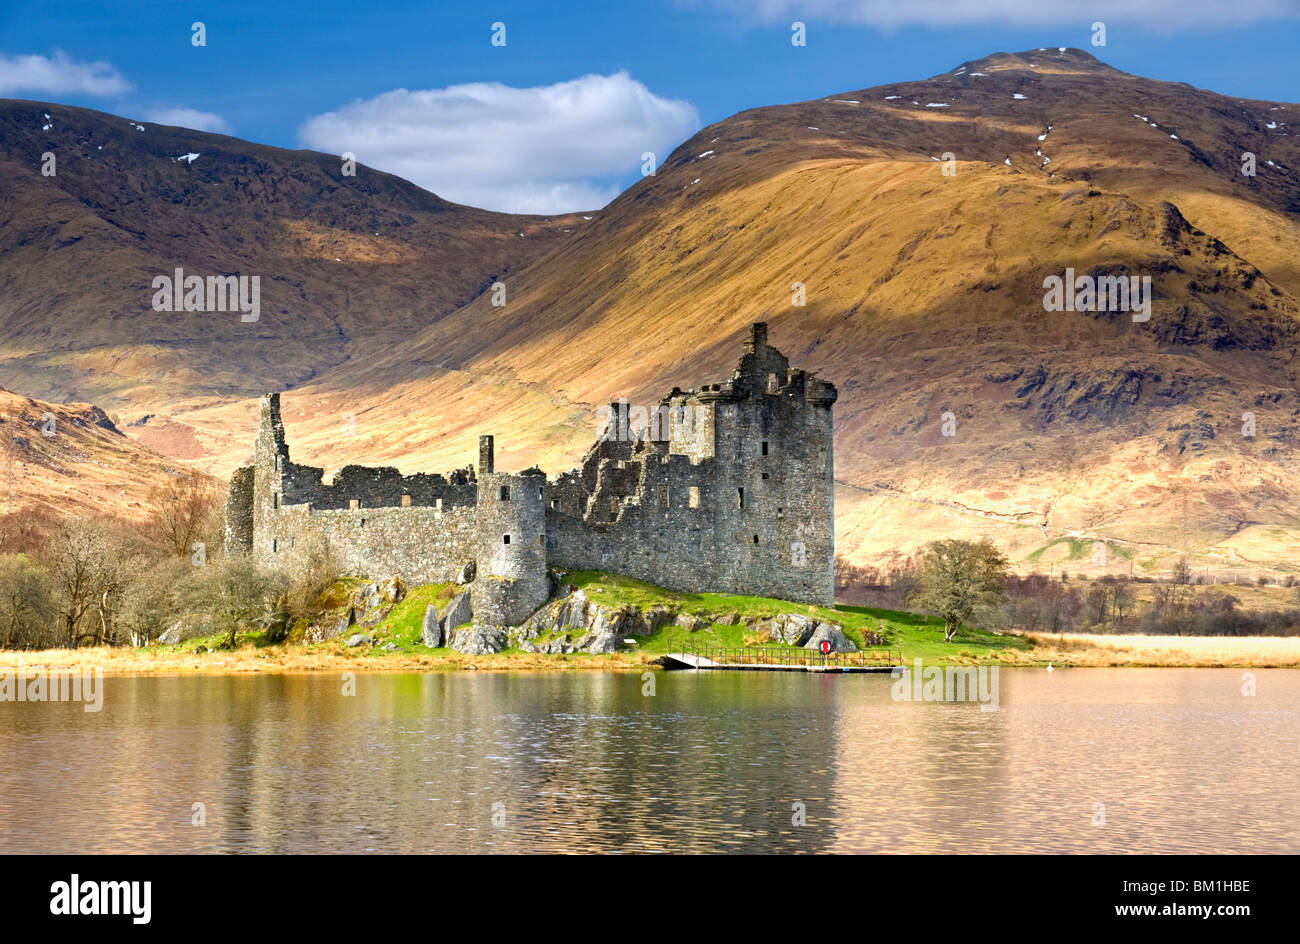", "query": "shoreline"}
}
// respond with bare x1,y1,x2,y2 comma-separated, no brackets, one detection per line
4,631,1299,675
